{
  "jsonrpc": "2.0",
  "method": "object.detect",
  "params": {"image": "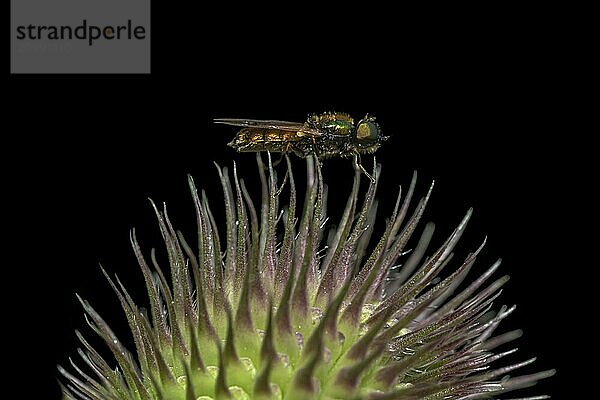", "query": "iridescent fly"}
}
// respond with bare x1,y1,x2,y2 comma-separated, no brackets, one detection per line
215,112,388,160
